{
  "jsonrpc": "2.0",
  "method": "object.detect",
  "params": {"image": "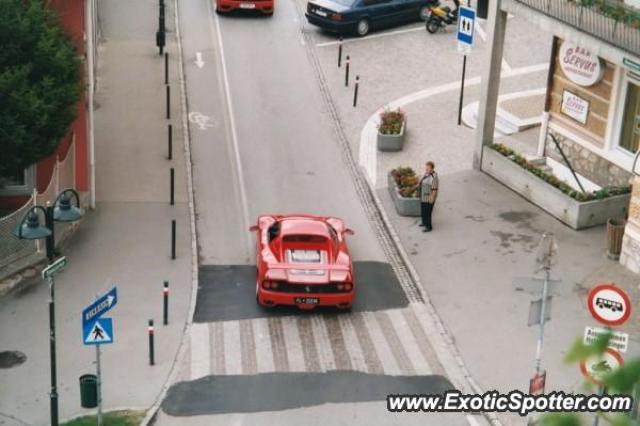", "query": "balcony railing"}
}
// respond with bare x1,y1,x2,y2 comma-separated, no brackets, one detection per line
512,0,640,55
